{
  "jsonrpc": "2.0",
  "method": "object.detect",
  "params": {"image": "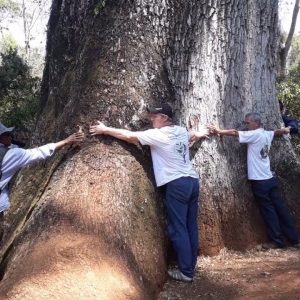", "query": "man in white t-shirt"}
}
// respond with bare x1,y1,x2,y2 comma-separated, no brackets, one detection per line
210,112,300,249
0,123,84,241
89,103,208,282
